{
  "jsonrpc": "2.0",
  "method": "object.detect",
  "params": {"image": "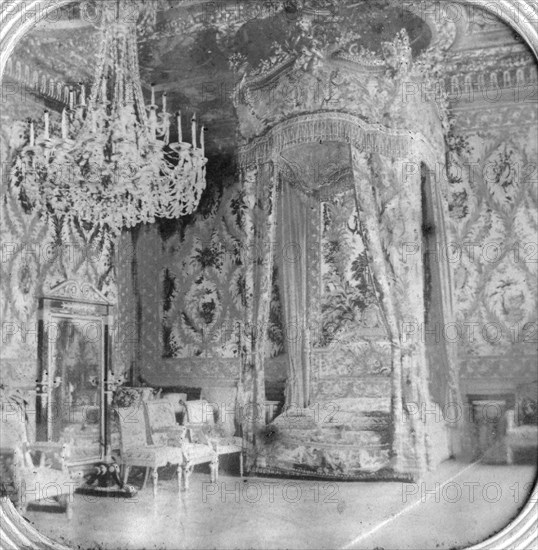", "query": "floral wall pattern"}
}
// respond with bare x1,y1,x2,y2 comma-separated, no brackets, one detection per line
442,48,538,457
0,95,122,390
160,181,245,359
446,69,538,373
156,163,286,367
